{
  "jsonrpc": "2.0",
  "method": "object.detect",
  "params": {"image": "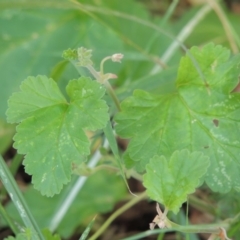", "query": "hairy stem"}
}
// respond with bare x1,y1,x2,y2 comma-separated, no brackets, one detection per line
86,65,100,80
72,58,122,112
104,81,121,111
